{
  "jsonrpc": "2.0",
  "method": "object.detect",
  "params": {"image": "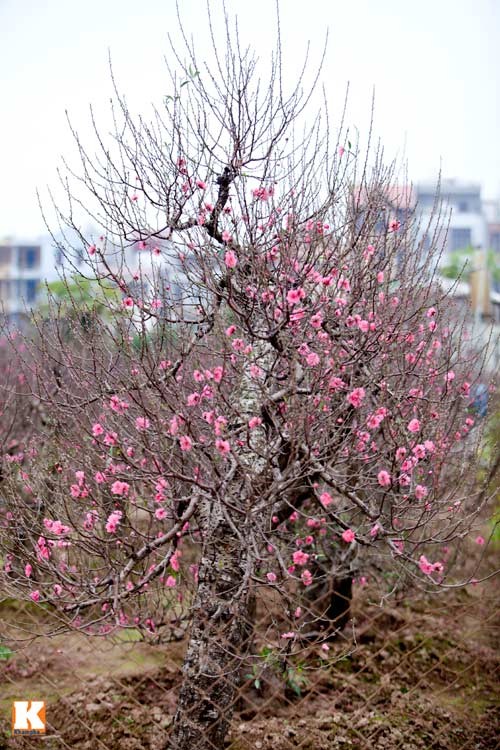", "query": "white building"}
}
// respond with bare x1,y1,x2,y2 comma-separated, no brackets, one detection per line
415,180,489,269
0,240,42,322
